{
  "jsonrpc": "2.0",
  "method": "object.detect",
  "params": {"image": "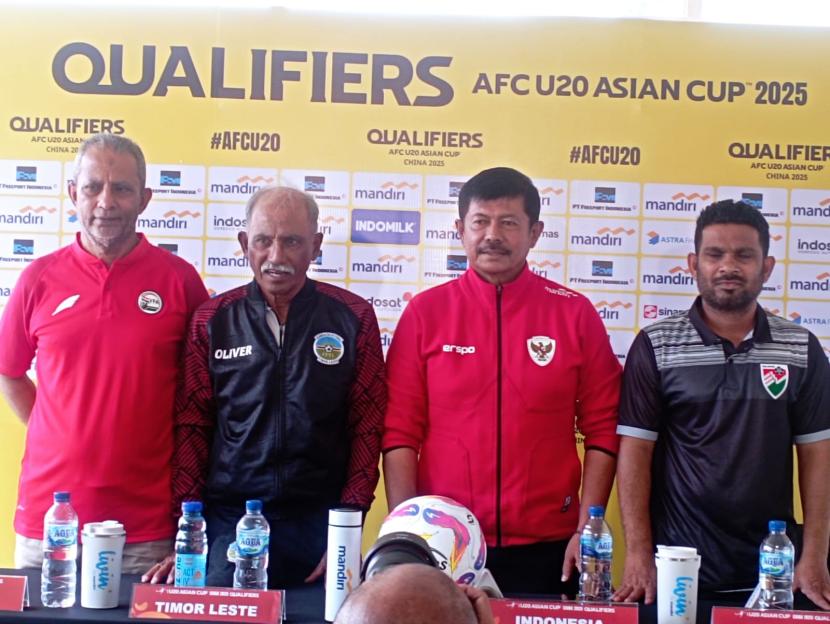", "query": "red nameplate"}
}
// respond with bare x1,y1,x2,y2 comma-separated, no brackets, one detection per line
0,575,28,612
490,598,638,624
712,607,830,624
129,584,283,623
